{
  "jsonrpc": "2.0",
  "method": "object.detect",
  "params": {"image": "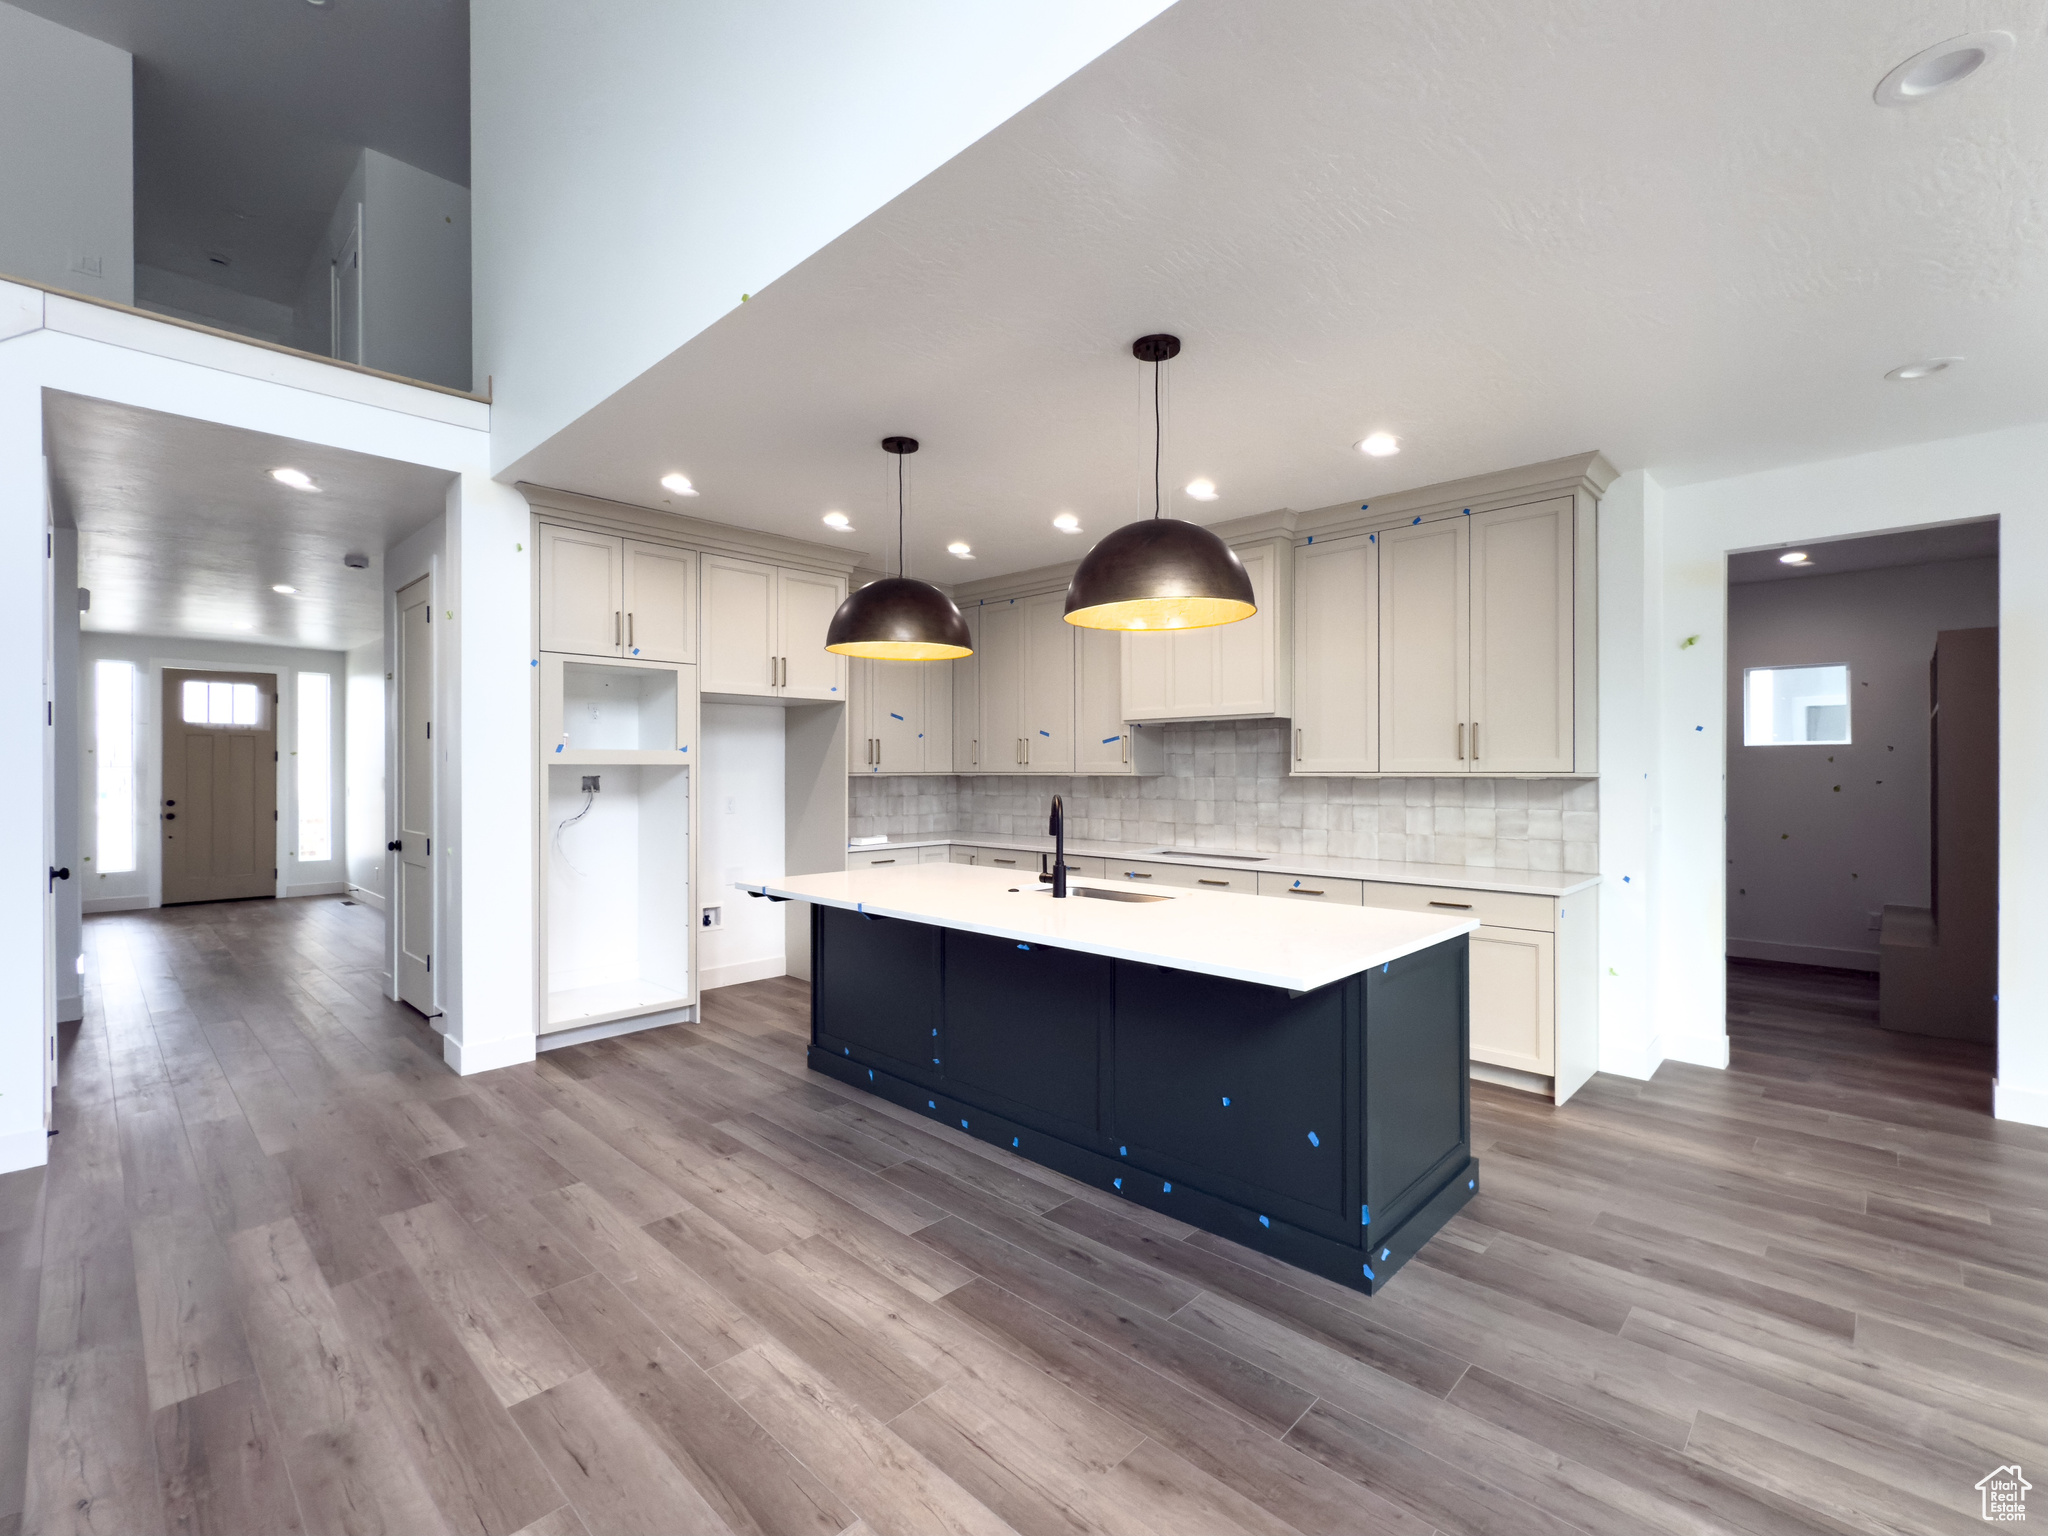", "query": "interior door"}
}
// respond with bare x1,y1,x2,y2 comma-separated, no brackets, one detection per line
1075,626,1127,773
1469,499,1575,773
870,659,923,772
161,670,277,904
700,554,777,696
395,576,436,1014
332,207,362,364
622,539,695,663
978,600,1025,768
1022,590,1074,772
777,567,848,700
1378,519,1470,774
1294,535,1378,772
539,524,622,657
